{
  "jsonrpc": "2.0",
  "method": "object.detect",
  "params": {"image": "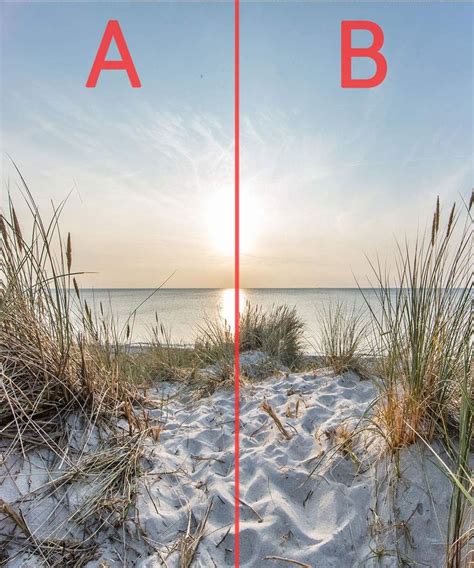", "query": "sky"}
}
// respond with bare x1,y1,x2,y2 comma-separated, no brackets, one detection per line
1,1,472,288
